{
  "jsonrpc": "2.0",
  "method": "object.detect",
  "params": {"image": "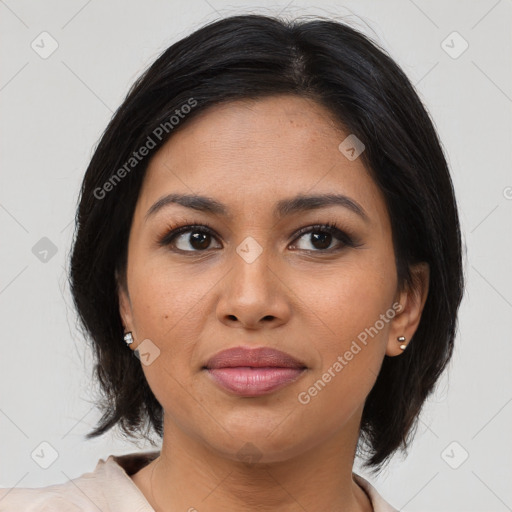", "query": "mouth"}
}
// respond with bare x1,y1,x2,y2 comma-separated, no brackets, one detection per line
204,367,307,396
203,346,307,397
